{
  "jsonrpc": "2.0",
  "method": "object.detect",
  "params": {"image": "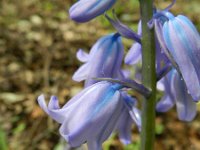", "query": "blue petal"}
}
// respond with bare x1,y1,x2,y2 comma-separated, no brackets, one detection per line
73,33,124,87
124,21,142,65
172,71,197,121
122,93,141,131
154,19,180,72
156,95,174,112
156,71,175,112
69,0,116,22
116,107,132,145
38,82,124,149
76,49,89,63
125,43,141,65
72,63,89,82
163,17,200,101
59,88,123,148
